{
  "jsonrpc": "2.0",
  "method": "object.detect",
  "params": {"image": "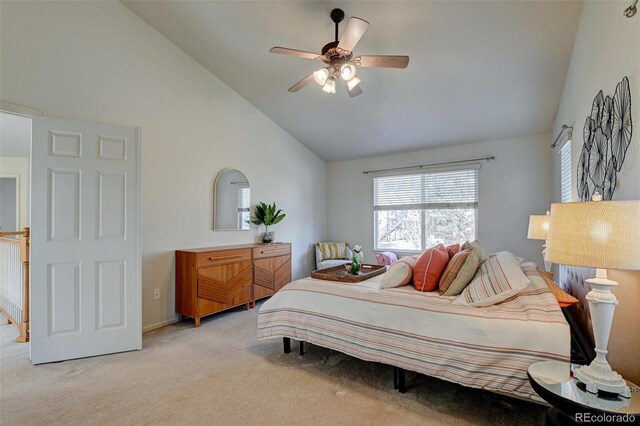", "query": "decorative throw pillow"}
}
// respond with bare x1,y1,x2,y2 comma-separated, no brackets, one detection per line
455,251,531,307
380,256,417,289
376,251,398,266
445,243,461,260
538,269,579,307
317,242,347,260
463,240,483,259
439,249,481,296
413,246,449,292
